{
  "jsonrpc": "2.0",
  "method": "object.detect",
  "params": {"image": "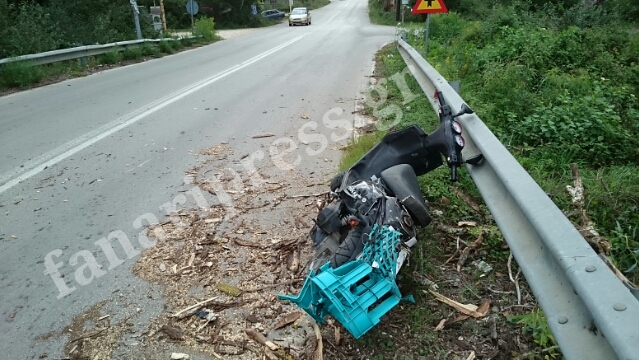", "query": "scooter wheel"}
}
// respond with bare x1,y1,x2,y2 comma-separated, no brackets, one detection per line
330,226,363,268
